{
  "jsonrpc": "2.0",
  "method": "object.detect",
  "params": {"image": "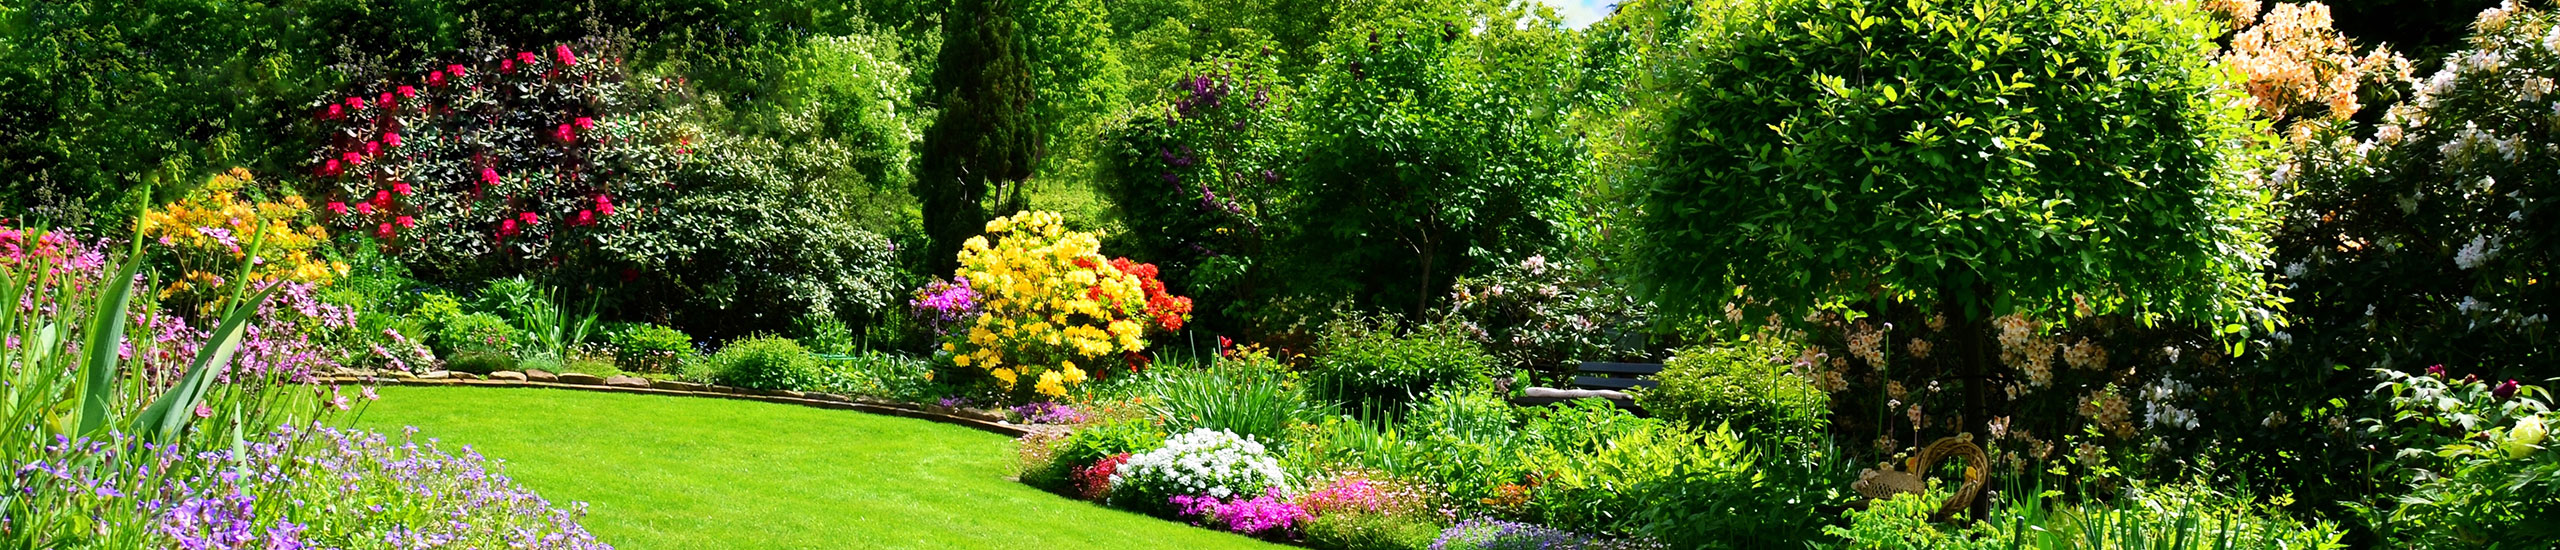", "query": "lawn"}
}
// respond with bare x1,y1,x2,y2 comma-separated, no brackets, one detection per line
350,386,1290,550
